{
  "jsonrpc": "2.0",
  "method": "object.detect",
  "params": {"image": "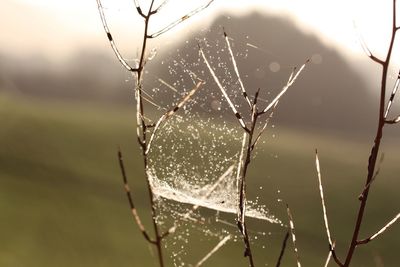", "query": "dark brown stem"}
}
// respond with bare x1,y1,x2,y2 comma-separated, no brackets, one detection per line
136,3,165,266
343,1,398,265
117,148,155,243
237,91,261,267
97,1,215,266
330,242,344,267
200,29,306,267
